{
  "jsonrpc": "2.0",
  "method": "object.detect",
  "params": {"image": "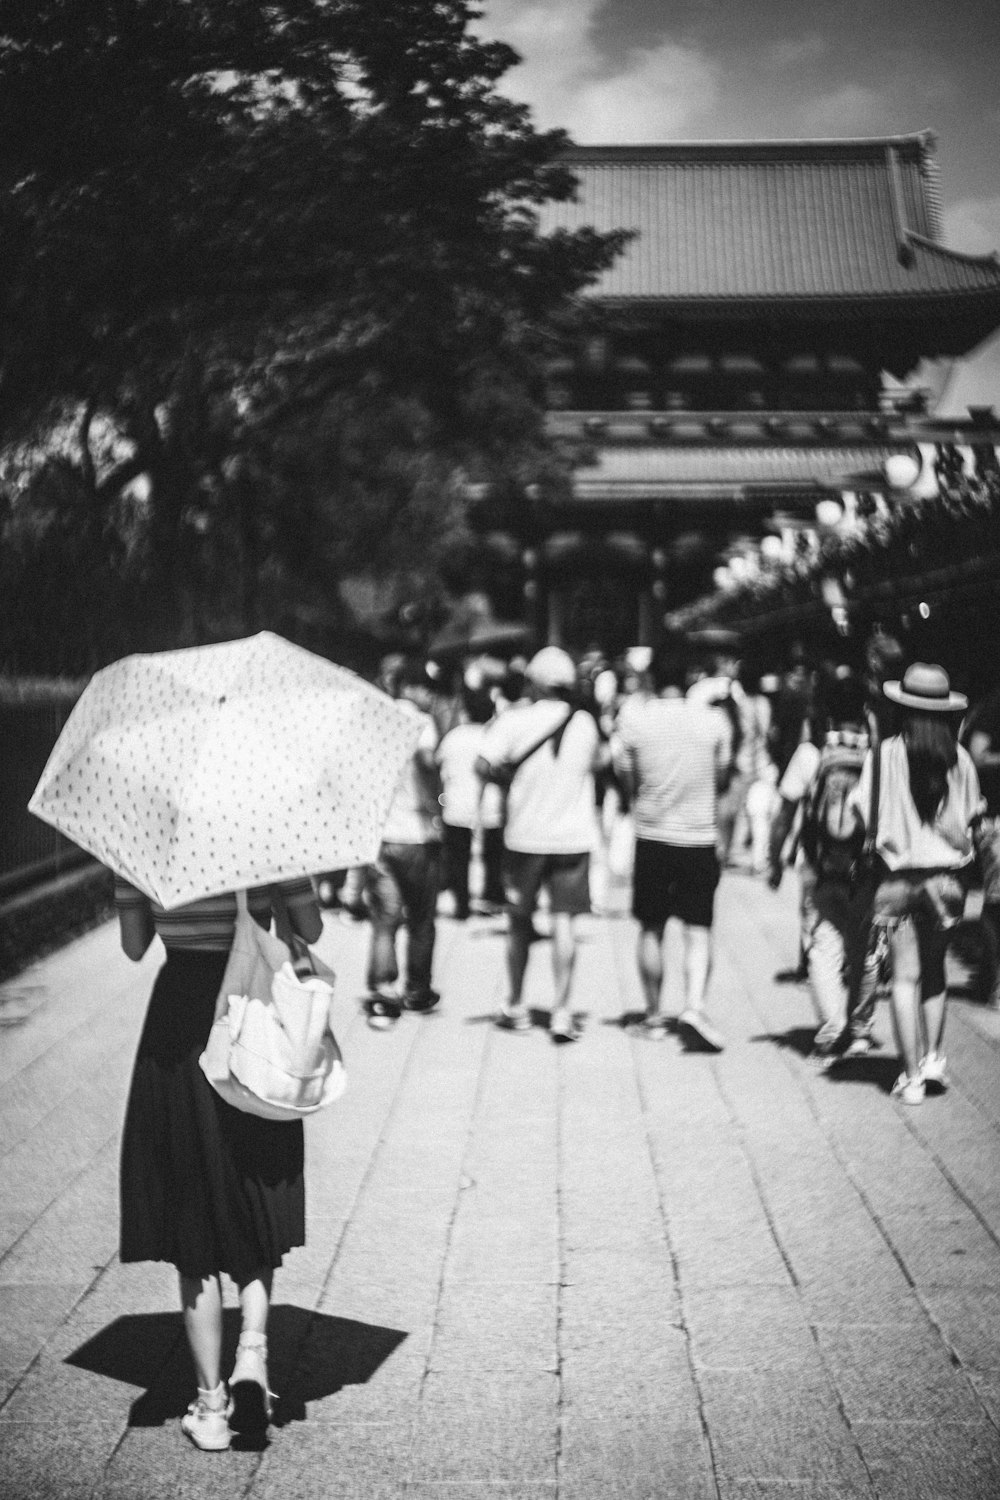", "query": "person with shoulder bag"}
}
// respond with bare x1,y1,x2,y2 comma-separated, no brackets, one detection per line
115,875,324,1450
850,663,985,1105
476,646,601,1042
